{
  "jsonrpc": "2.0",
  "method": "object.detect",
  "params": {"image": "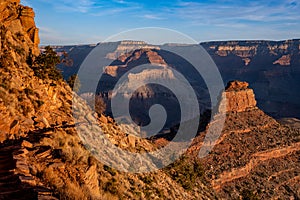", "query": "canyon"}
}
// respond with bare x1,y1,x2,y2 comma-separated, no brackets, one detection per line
0,1,215,199
56,39,300,121
0,0,299,199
